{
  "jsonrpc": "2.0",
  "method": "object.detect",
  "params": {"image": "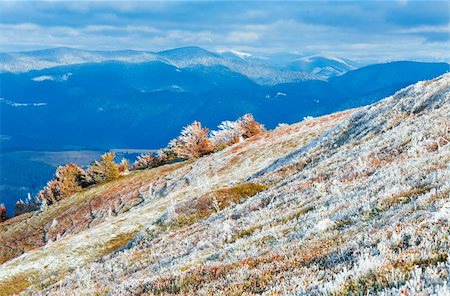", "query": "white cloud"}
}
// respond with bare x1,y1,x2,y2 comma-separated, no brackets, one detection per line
395,24,450,34
0,2,448,64
226,31,260,43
